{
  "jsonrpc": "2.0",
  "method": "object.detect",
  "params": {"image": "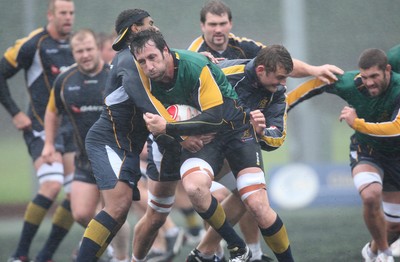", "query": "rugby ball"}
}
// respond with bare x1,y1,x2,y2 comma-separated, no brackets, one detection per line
166,104,200,121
